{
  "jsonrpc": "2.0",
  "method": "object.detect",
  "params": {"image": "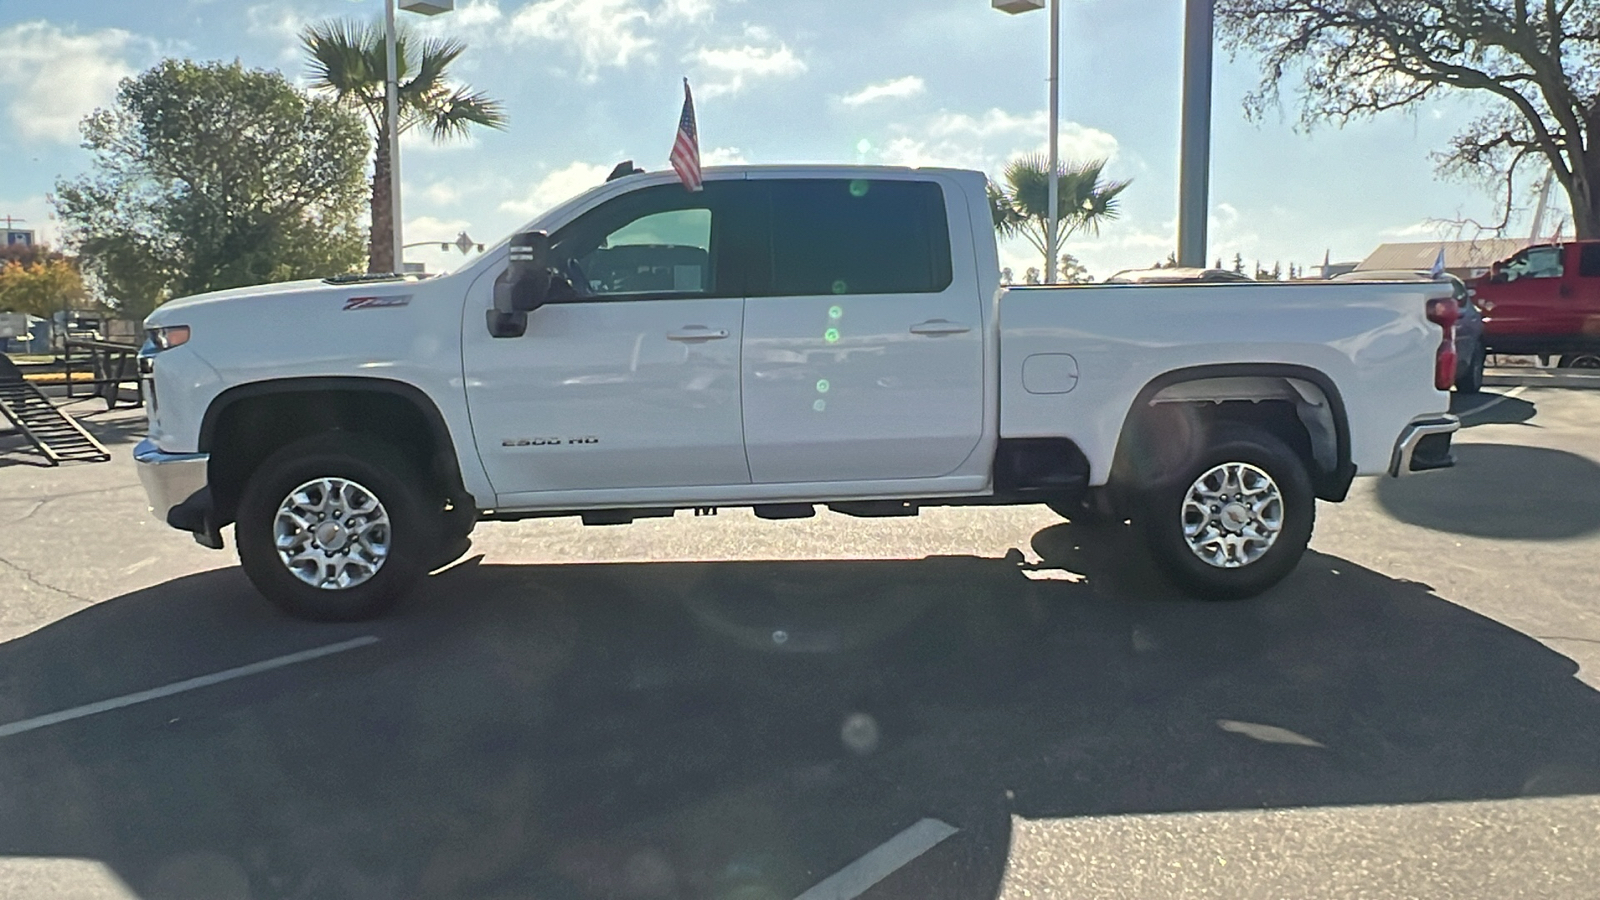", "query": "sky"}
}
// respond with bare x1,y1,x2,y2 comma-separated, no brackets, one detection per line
0,0,1562,281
